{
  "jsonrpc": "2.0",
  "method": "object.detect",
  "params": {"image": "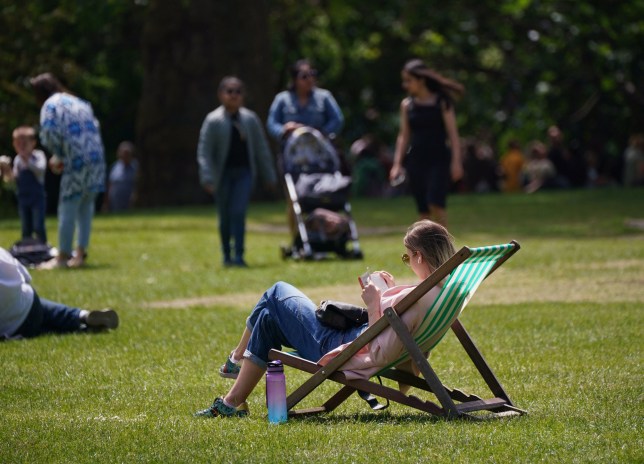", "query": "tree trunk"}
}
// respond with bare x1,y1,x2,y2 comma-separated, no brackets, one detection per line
136,0,272,206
